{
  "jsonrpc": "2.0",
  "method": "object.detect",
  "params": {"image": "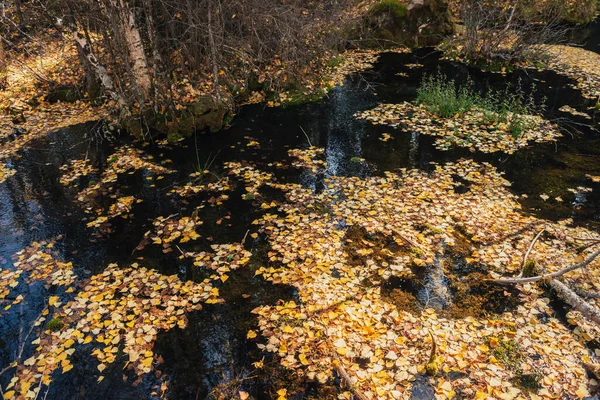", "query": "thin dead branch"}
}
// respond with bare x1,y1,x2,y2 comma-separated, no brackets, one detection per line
516,228,545,278
493,247,600,285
